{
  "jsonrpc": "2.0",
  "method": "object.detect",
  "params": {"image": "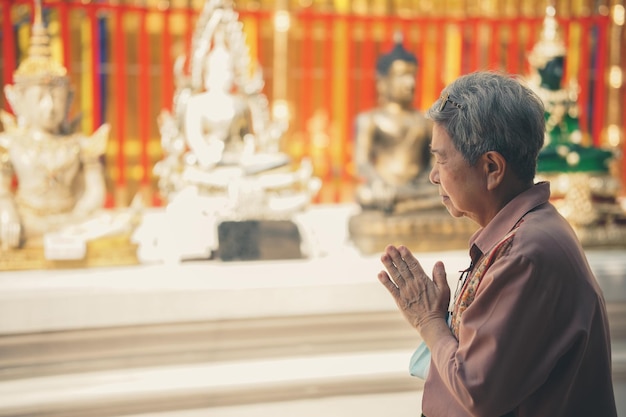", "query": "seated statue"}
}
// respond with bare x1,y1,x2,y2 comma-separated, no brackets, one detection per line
528,6,614,176
348,34,476,254
528,6,625,245
184,26,257,169
154,2,318,209
353,34,439,214
0,2,109,251
148,0,320,262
